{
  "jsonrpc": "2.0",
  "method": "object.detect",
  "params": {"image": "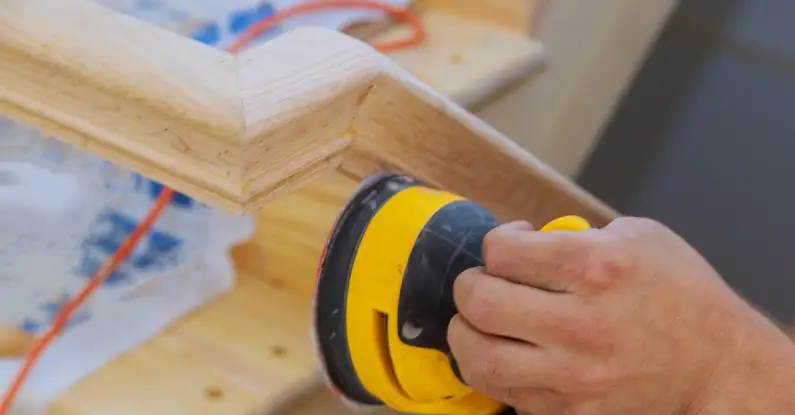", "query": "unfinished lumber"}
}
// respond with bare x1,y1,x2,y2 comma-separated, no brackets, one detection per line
413,0,534,33
369,10,546,108
0,1,619,413
0,0,615,225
